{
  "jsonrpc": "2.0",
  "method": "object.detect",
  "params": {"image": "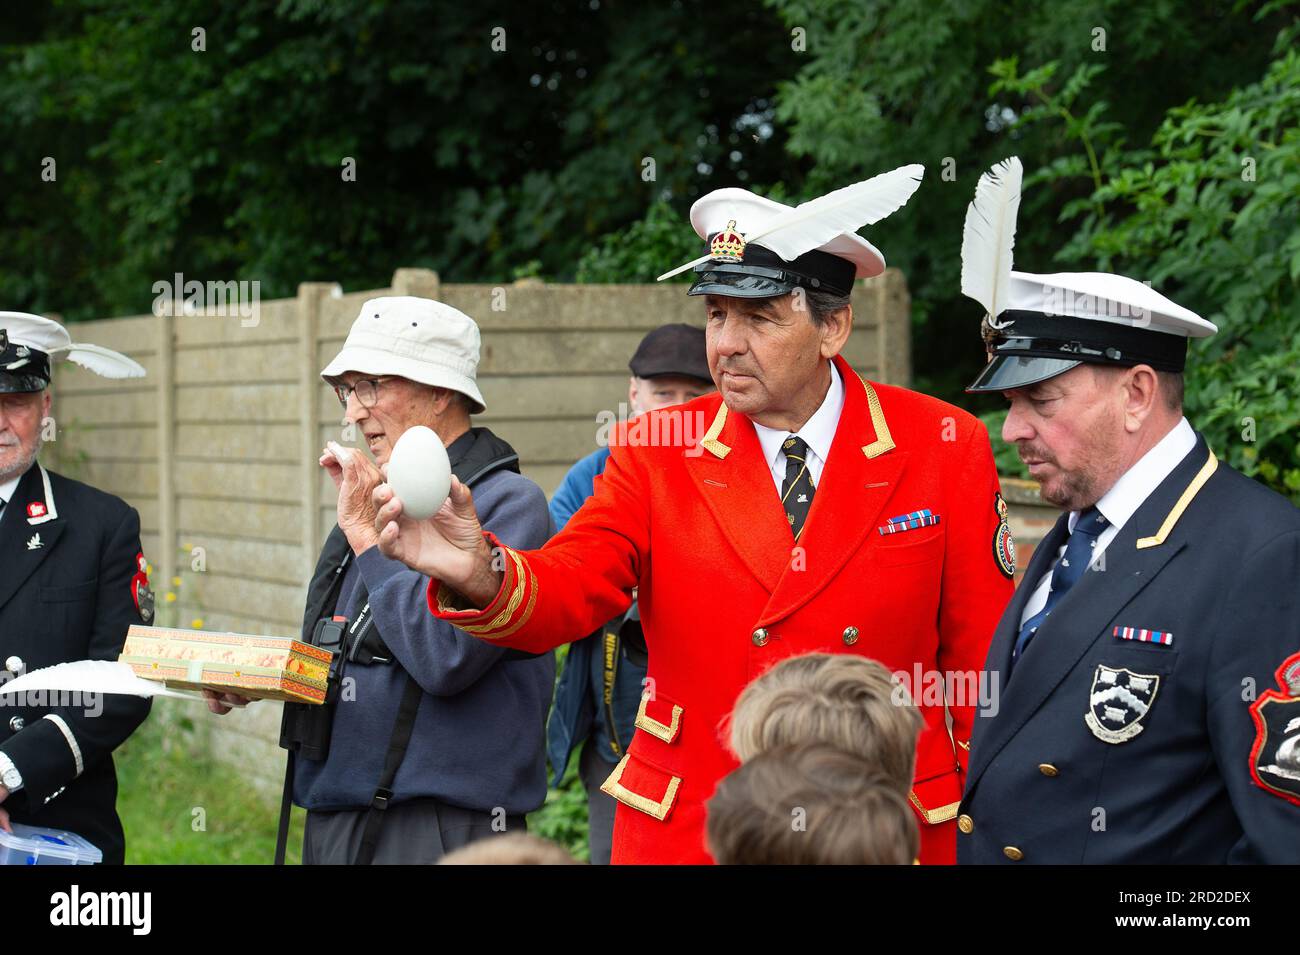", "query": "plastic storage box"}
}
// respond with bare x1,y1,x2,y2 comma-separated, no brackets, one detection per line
0,823,102,865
